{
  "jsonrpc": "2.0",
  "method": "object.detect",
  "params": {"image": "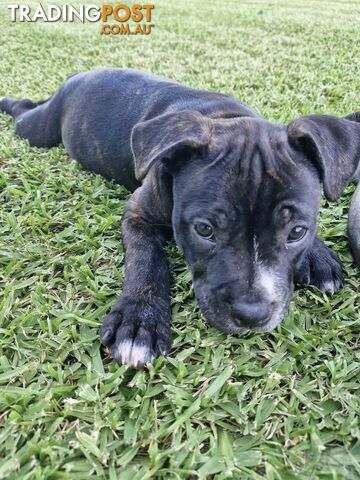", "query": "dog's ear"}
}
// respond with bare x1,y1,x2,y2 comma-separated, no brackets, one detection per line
287,113,360,201
131,110,212,181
